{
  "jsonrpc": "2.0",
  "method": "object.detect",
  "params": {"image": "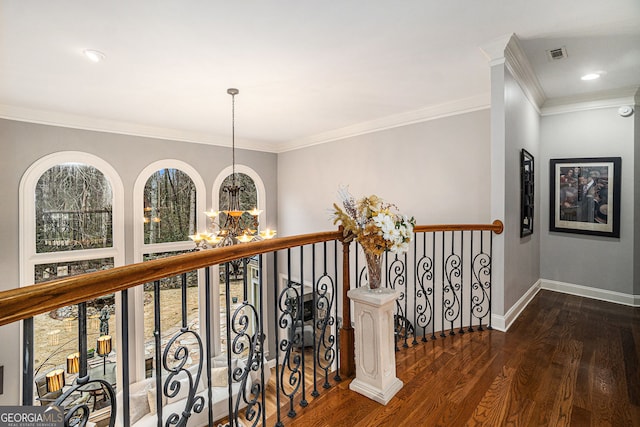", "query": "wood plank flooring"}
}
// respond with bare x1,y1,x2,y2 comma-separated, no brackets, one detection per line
262,290,640,426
